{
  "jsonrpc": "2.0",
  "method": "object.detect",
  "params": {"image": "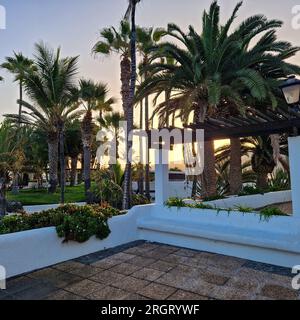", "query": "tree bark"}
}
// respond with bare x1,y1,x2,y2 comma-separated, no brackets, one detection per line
47,133,58,193
81,111,93,201
201,140,217,198
58,122,65,204
70,156,78,187
257,173,269,190
229,138,242,195
0,178,7,217
123,3,137,209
